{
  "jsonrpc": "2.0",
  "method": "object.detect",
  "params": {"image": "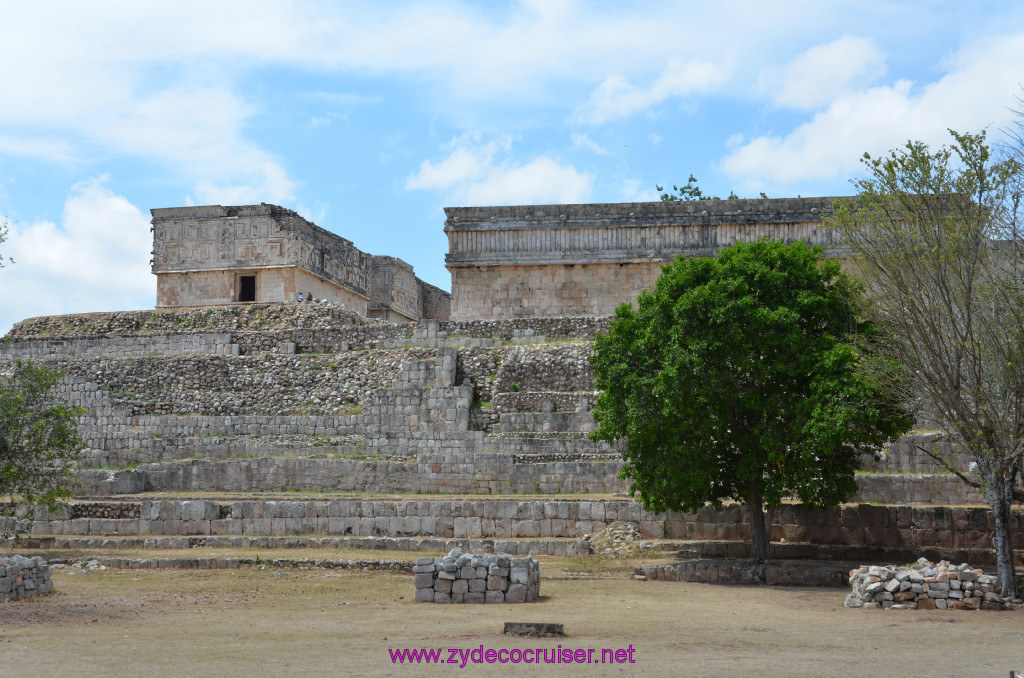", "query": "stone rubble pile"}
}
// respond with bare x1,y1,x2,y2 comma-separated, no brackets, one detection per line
414,548,539,604
846,558,1022,610
1,555,54,602
585,521,648,559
